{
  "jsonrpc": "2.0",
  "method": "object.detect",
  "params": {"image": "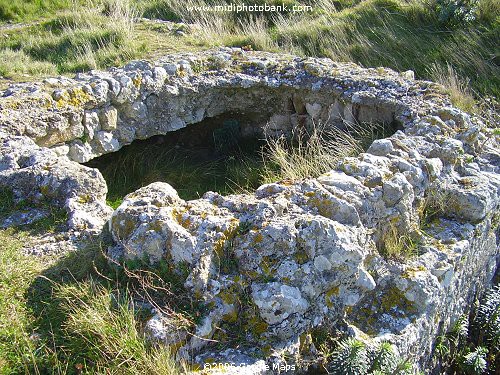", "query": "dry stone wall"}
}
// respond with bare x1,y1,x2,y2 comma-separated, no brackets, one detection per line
0,48,498,372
